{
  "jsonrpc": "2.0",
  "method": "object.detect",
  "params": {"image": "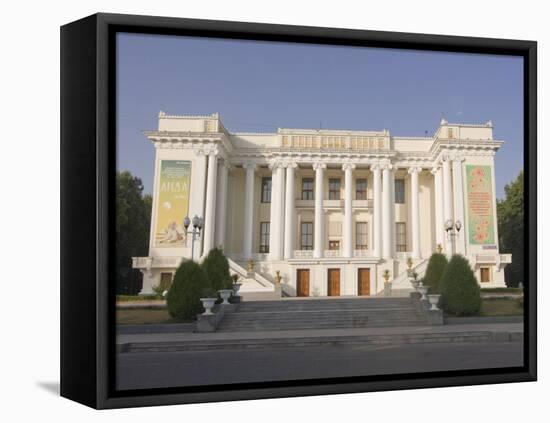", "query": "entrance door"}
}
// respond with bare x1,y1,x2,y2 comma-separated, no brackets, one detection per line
357,268,370,296
296,269,310,297
327,269,341,296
